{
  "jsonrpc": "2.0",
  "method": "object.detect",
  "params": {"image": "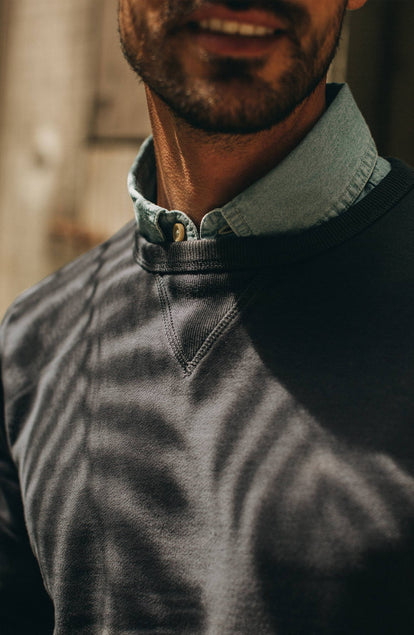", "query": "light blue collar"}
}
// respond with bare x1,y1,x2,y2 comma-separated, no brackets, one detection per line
128,84,384,243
